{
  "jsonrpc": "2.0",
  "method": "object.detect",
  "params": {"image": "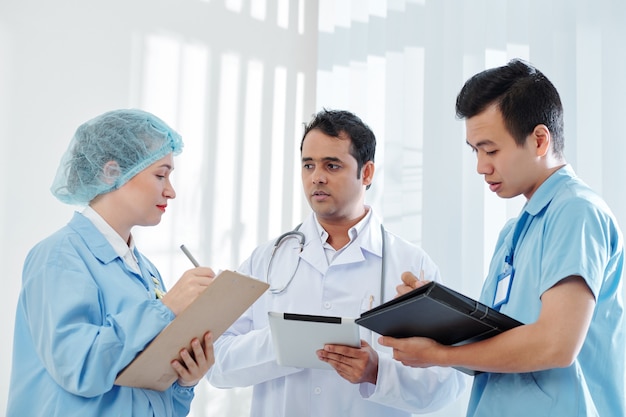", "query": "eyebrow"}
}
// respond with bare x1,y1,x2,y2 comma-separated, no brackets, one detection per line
466,139,496,149
302,156,342,163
